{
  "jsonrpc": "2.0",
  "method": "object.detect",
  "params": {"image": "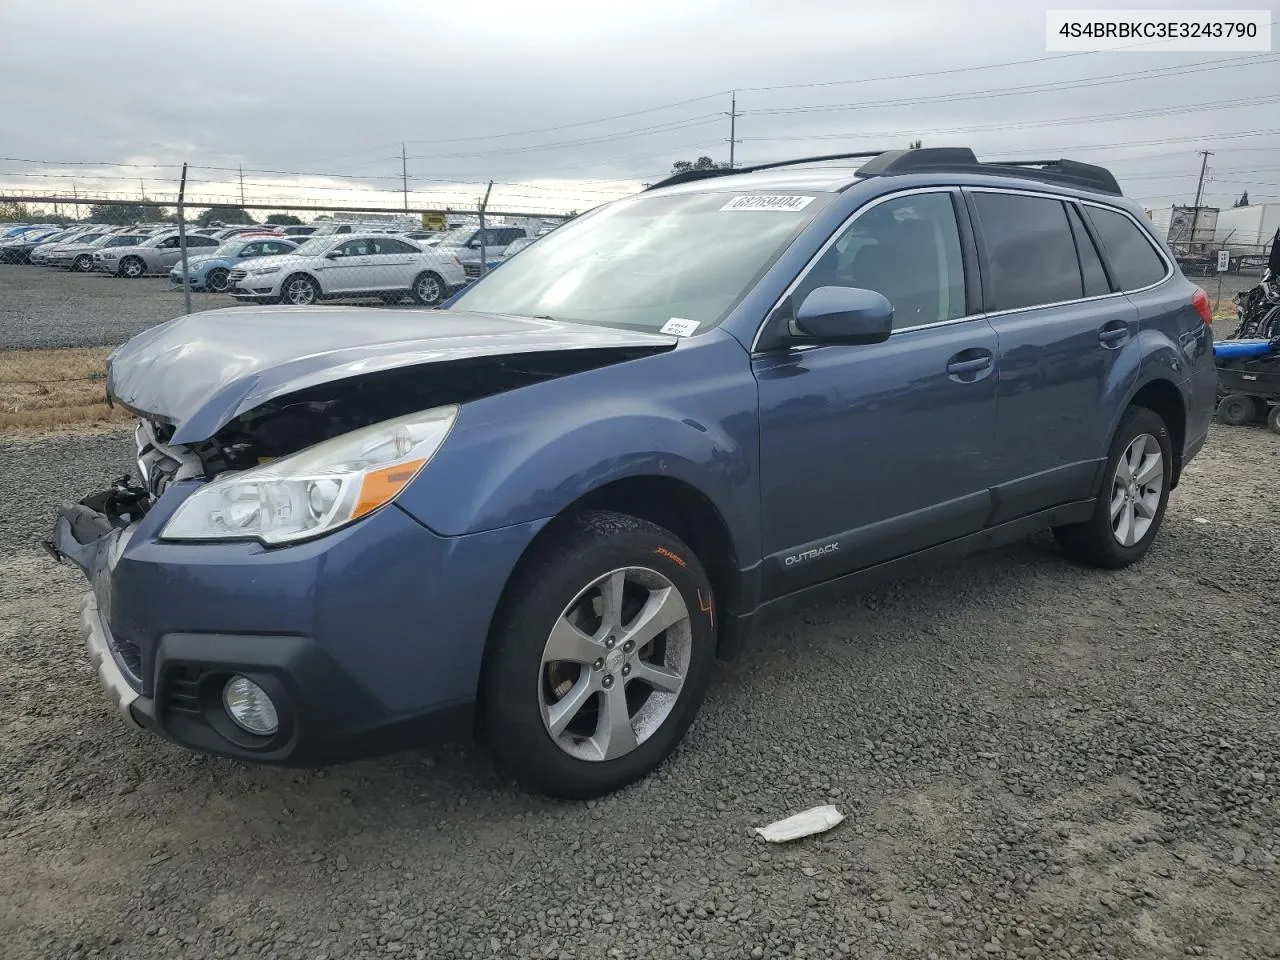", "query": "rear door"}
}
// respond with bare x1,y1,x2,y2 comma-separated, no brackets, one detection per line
966,189,1139,521
370,237,424,289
